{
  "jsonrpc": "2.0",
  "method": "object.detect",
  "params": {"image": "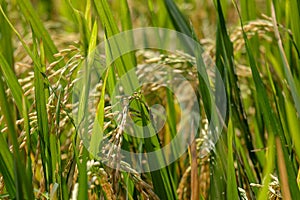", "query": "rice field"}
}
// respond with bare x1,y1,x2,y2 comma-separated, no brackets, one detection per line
0,0,299,199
